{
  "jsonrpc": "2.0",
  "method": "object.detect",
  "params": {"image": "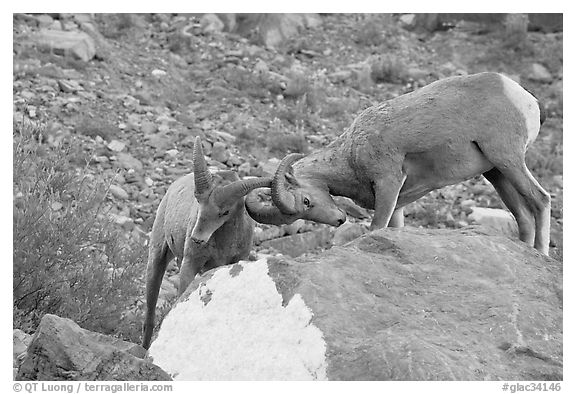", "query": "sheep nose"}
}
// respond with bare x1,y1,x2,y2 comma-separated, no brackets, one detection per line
337,217,346,226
